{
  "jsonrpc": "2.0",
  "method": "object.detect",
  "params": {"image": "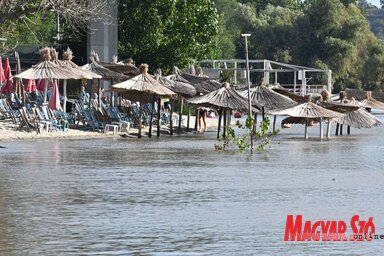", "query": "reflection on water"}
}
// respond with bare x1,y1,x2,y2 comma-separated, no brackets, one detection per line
1,116,384,255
